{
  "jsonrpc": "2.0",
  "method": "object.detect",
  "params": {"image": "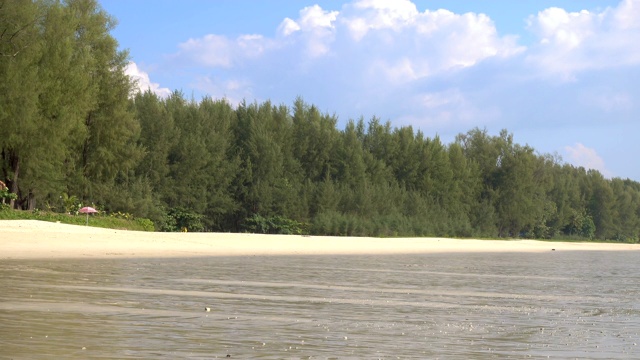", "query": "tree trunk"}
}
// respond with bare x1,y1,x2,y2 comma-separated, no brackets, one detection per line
9,152,19,209
27,192,36,210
